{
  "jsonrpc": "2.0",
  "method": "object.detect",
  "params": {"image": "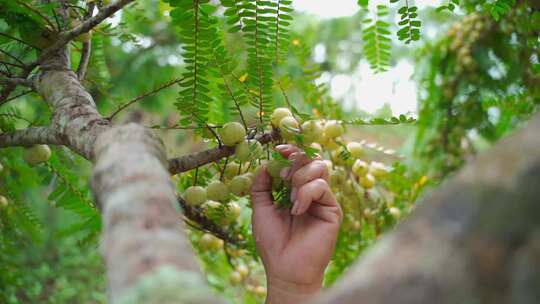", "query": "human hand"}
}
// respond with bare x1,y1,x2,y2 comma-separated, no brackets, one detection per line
251,144,343,304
